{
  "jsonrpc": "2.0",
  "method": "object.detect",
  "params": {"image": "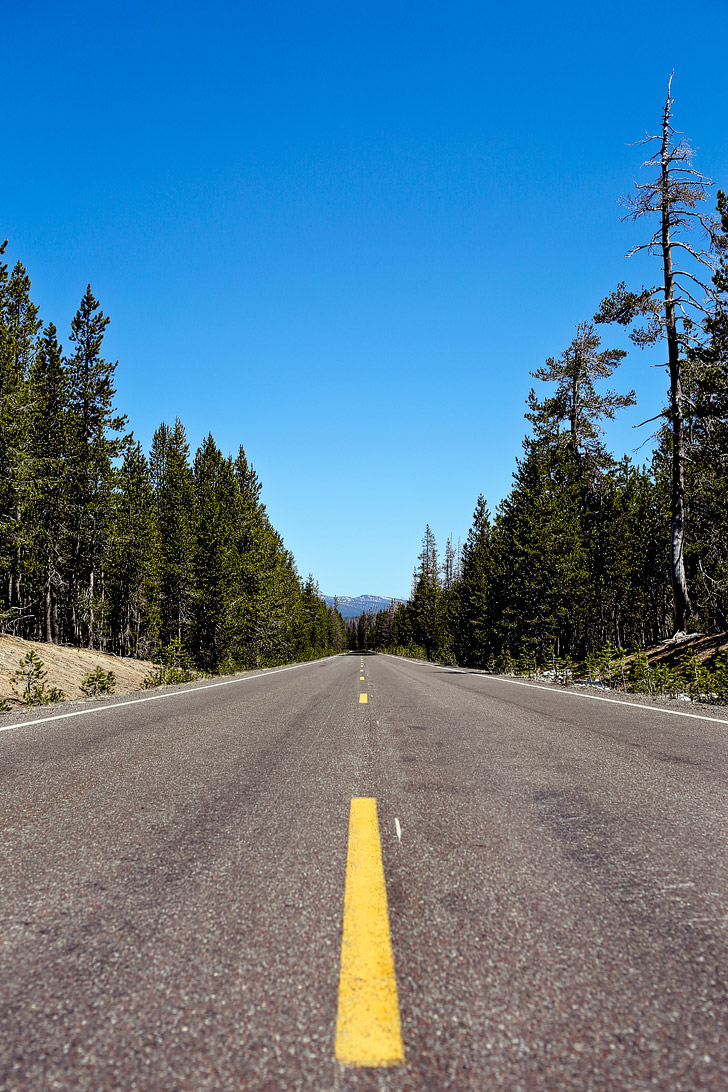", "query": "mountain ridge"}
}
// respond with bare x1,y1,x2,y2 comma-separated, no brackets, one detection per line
320,594,405,618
